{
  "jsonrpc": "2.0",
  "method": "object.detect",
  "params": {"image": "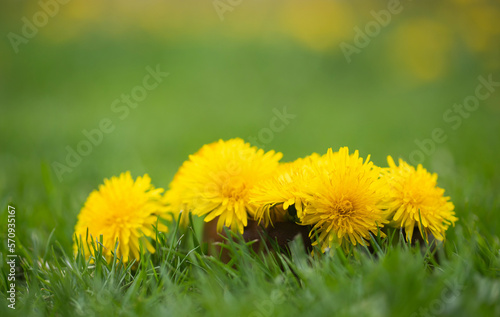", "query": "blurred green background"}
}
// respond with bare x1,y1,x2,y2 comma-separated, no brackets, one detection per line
1,0,499,252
